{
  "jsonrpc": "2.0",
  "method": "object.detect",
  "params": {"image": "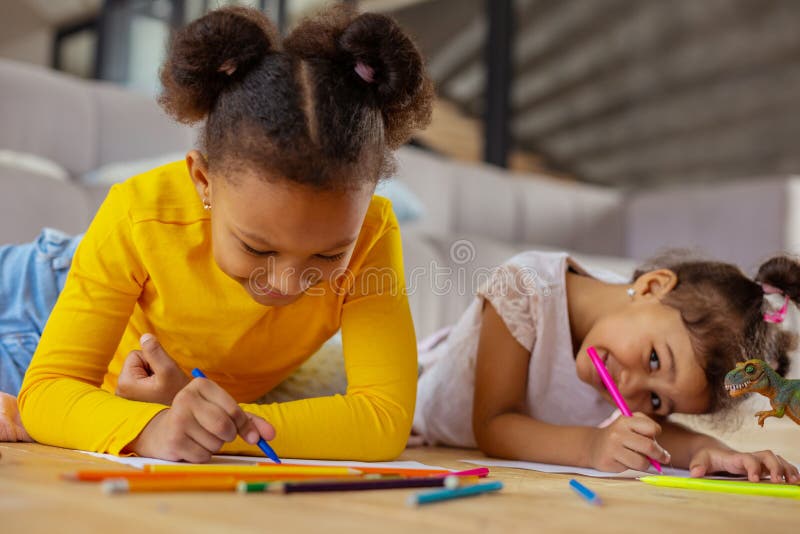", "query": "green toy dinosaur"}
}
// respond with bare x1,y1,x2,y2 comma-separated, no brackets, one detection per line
724,359,800,426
